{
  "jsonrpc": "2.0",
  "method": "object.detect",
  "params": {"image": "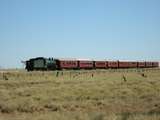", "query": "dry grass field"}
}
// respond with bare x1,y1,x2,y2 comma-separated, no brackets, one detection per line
0,69,160,120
